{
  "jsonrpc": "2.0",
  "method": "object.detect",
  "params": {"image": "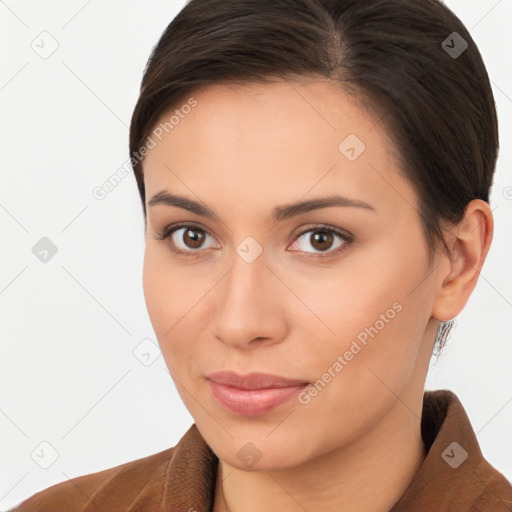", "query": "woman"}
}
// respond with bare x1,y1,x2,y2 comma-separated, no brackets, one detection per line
11,0,512,510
